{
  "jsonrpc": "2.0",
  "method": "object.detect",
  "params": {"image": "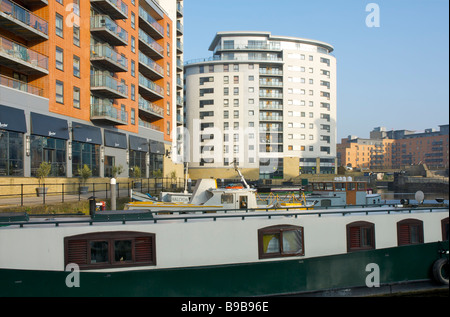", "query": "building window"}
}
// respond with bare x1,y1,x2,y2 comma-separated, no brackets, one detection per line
131,60,135,77
130,108,135,125
131,84,135,101
258,225,304,259
73,25,80,46
131,12,135,29
131,36,135,53
346,221,375,252
0,130,24,176
73,87,80,109
56,47,64,71
30,135,66,177
72,142,100,177
56,13,63,37
397,219,424,246
73,55,80,77
64,232,156,270
56,80,64,104
442,217,449,241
